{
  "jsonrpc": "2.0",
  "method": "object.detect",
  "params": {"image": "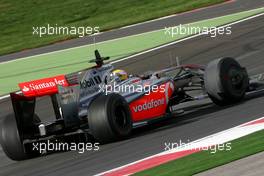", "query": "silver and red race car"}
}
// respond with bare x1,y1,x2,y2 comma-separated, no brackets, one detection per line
0,50,263,160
